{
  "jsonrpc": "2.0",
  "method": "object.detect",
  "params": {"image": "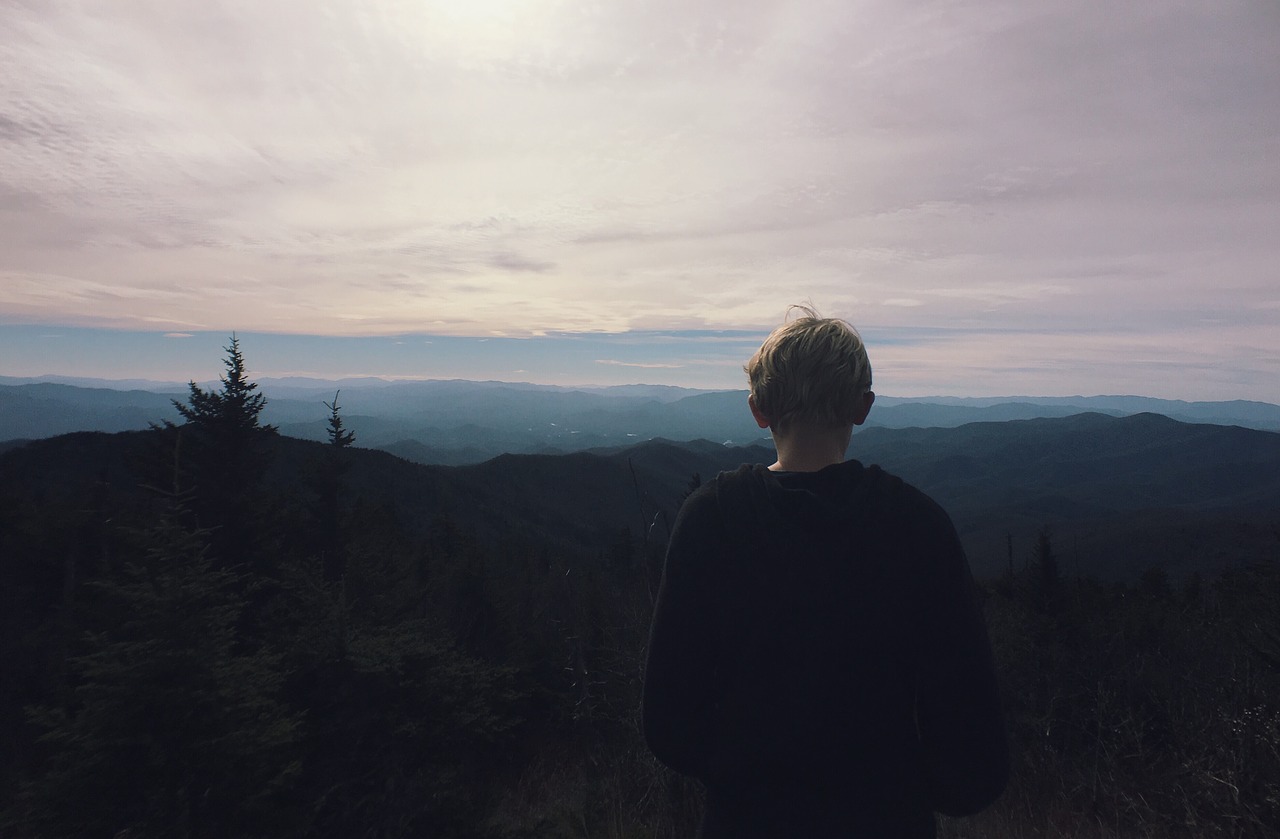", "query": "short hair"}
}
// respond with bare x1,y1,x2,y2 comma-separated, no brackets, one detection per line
744,305,873,433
